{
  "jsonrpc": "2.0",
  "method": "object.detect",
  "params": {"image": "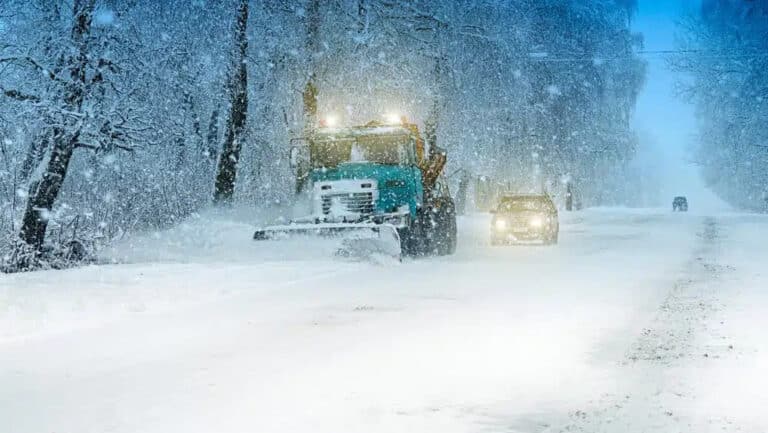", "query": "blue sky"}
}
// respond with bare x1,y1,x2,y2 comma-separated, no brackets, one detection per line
632,0,727,210
633,0,698,158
